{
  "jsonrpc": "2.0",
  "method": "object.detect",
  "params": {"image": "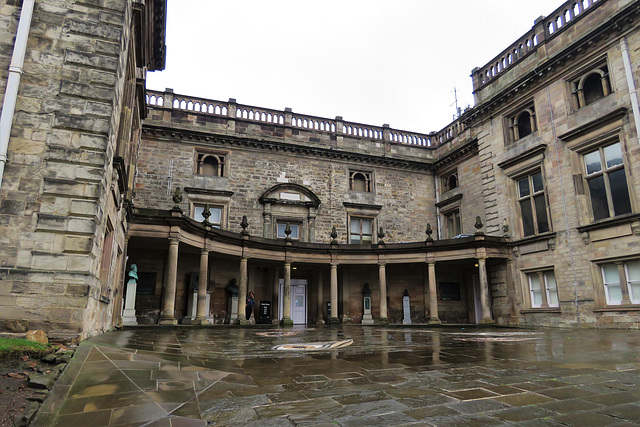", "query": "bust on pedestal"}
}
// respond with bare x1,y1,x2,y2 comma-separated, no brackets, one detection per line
362,283,374,325
122,264,138,325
